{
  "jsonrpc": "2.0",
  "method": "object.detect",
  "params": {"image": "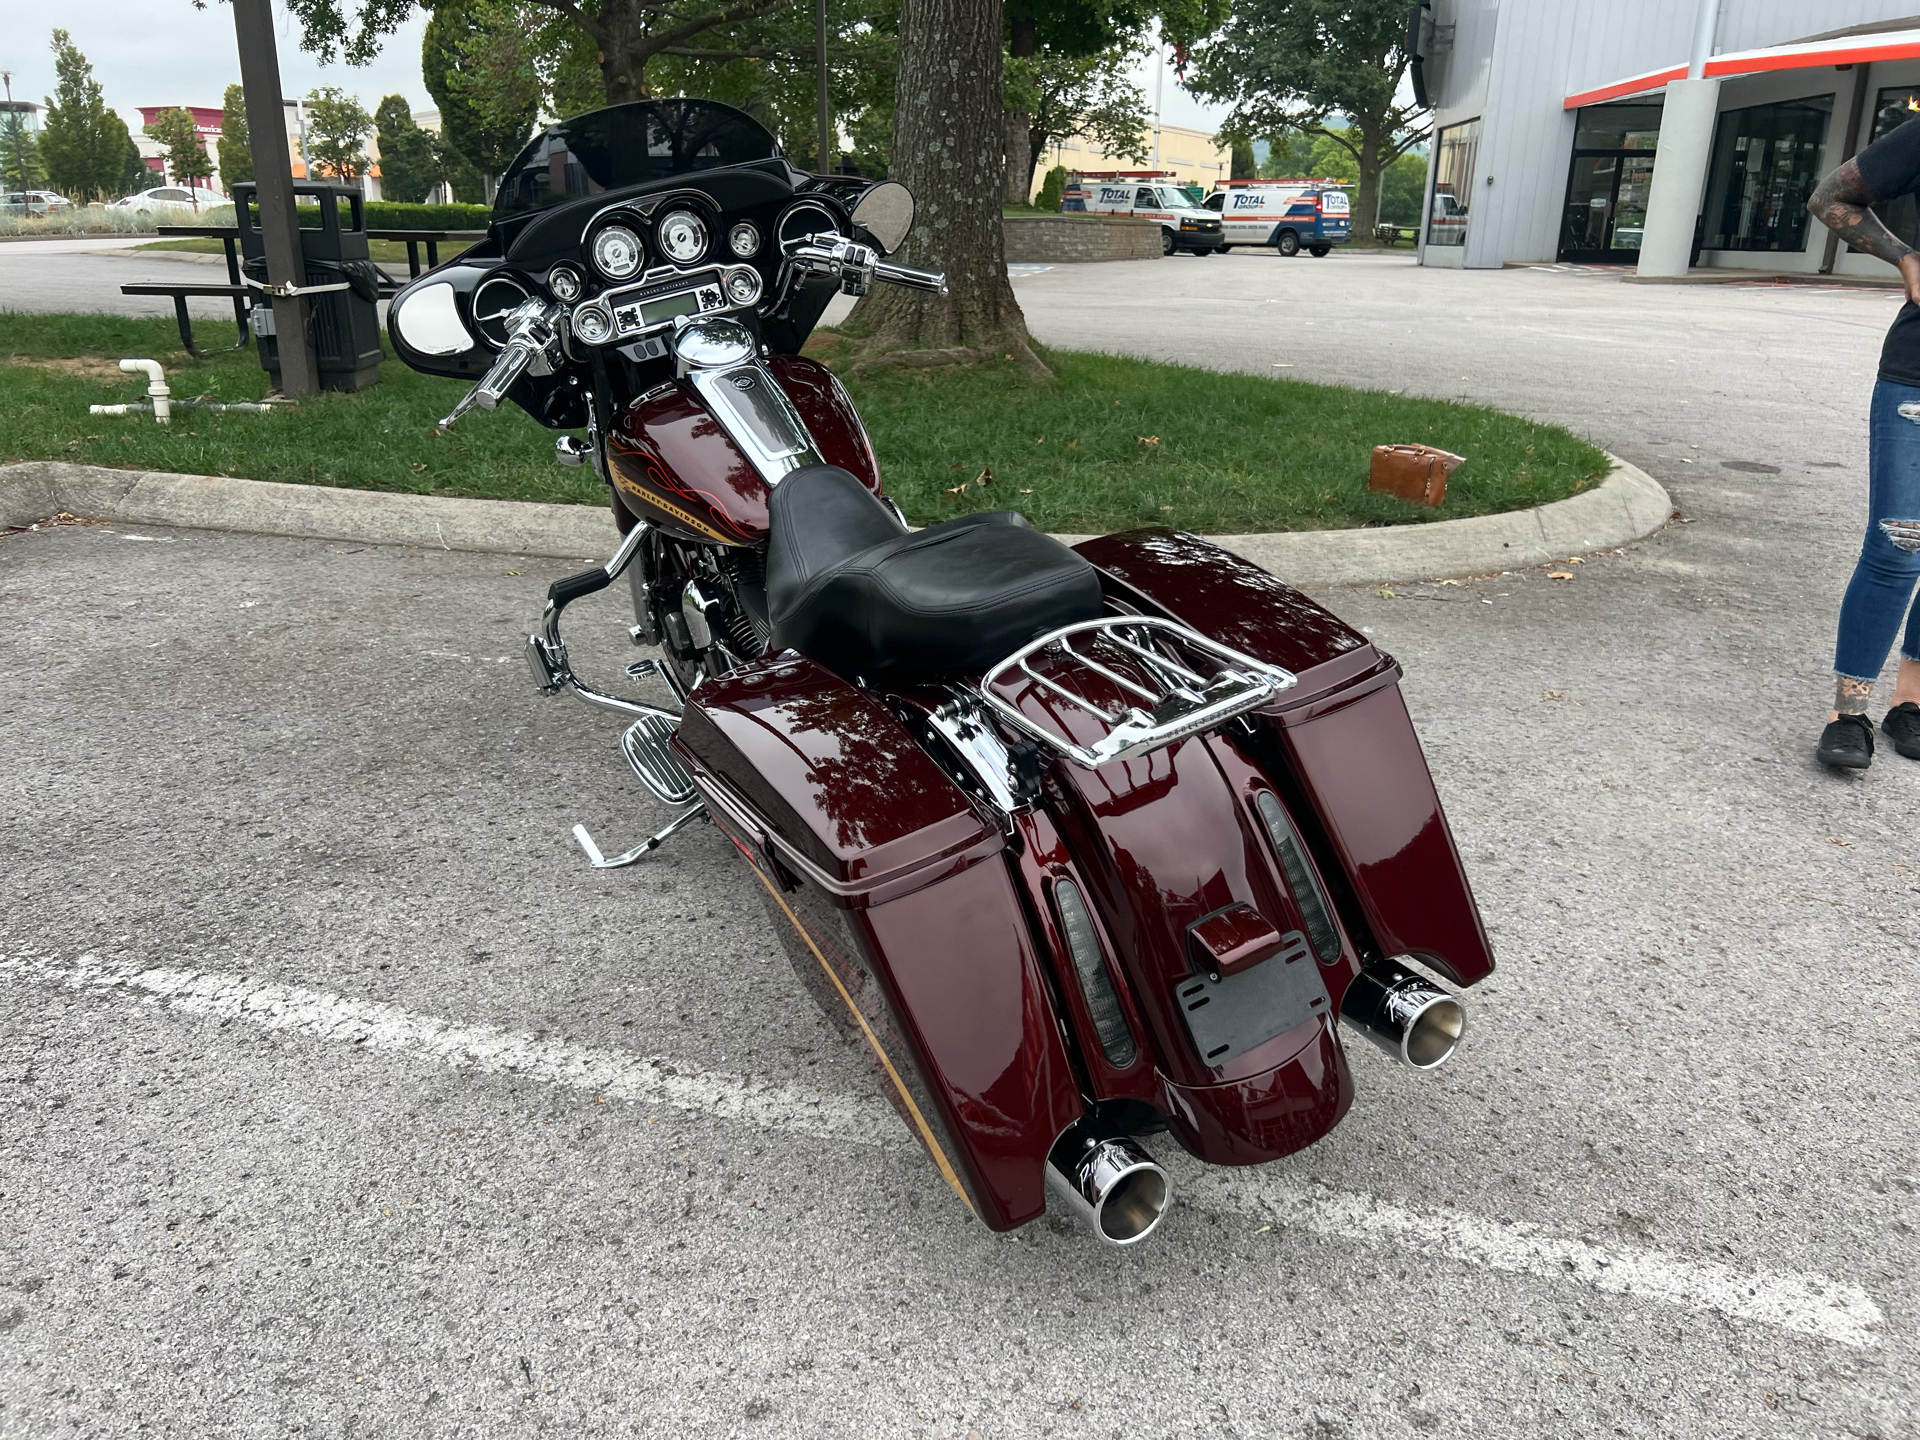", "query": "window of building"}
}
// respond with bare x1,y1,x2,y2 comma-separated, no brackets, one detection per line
1427,117,1480,247
1559,103,1663,260
1701,94,1833,252
1870,87,1920,144
1572,104,1662,152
